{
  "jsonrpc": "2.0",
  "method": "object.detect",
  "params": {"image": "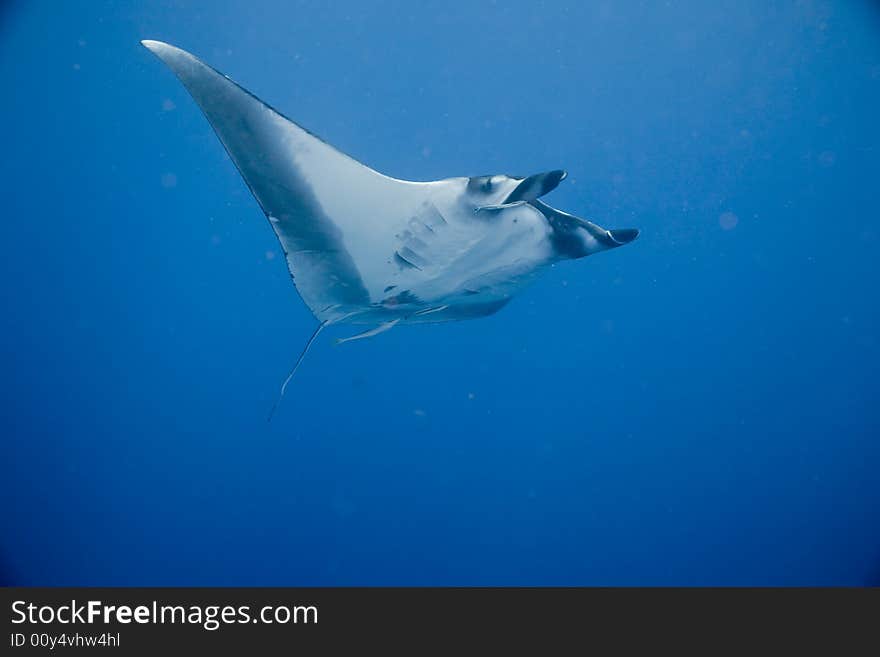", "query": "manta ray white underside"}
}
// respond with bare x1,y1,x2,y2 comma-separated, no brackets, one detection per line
142,40,639,415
